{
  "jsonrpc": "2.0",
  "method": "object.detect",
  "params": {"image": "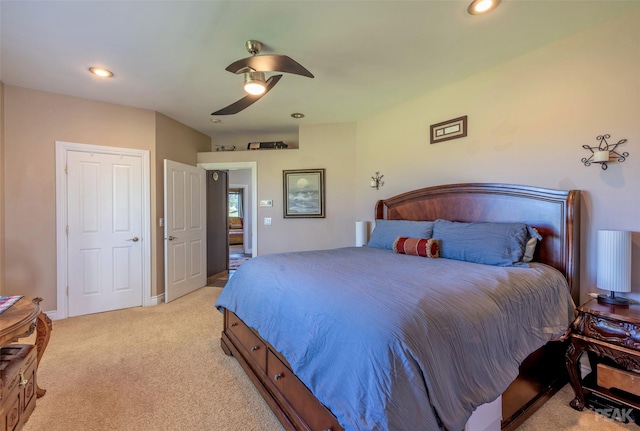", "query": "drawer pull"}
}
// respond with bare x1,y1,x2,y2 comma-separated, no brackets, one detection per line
274,373,283,381
19,370,28,387
251,346,259,352
230,322,238,327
